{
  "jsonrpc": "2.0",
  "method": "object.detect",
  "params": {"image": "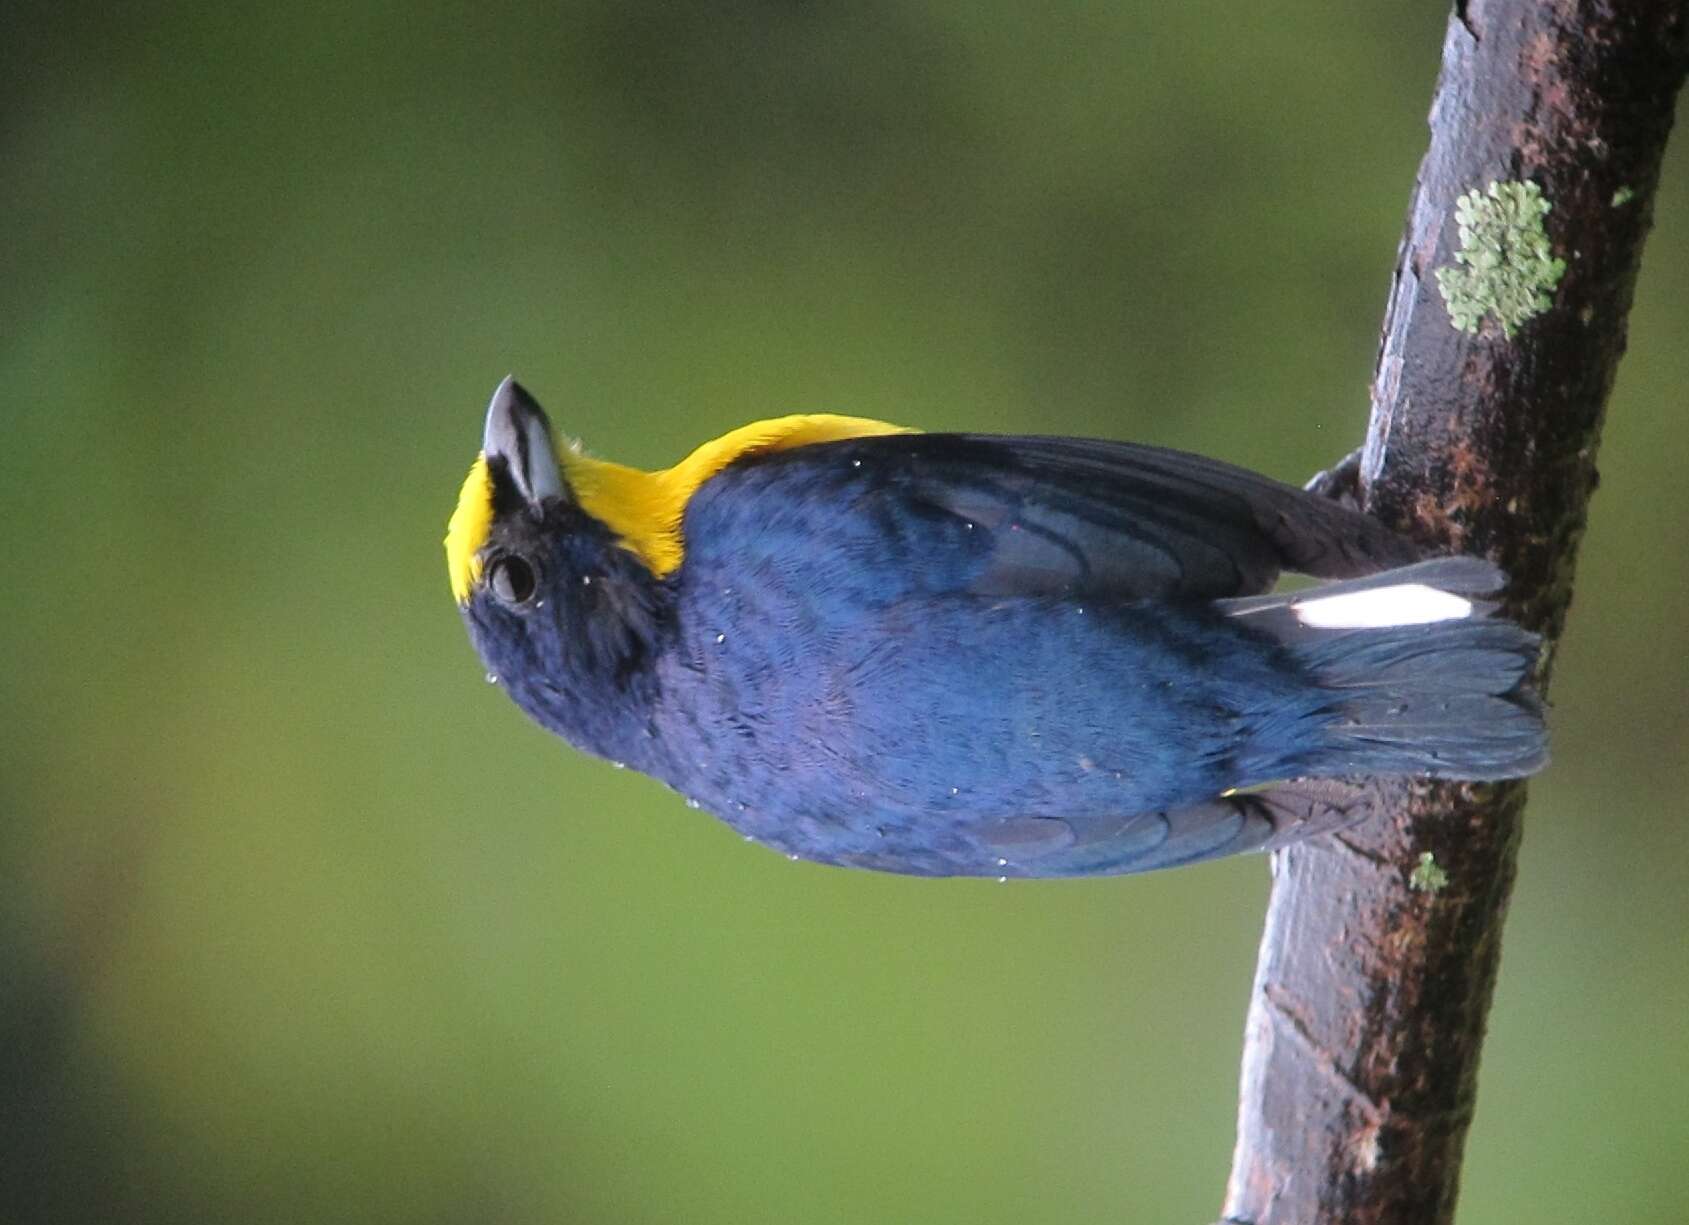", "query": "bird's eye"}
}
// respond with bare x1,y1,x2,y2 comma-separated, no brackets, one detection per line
488,554,537,605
